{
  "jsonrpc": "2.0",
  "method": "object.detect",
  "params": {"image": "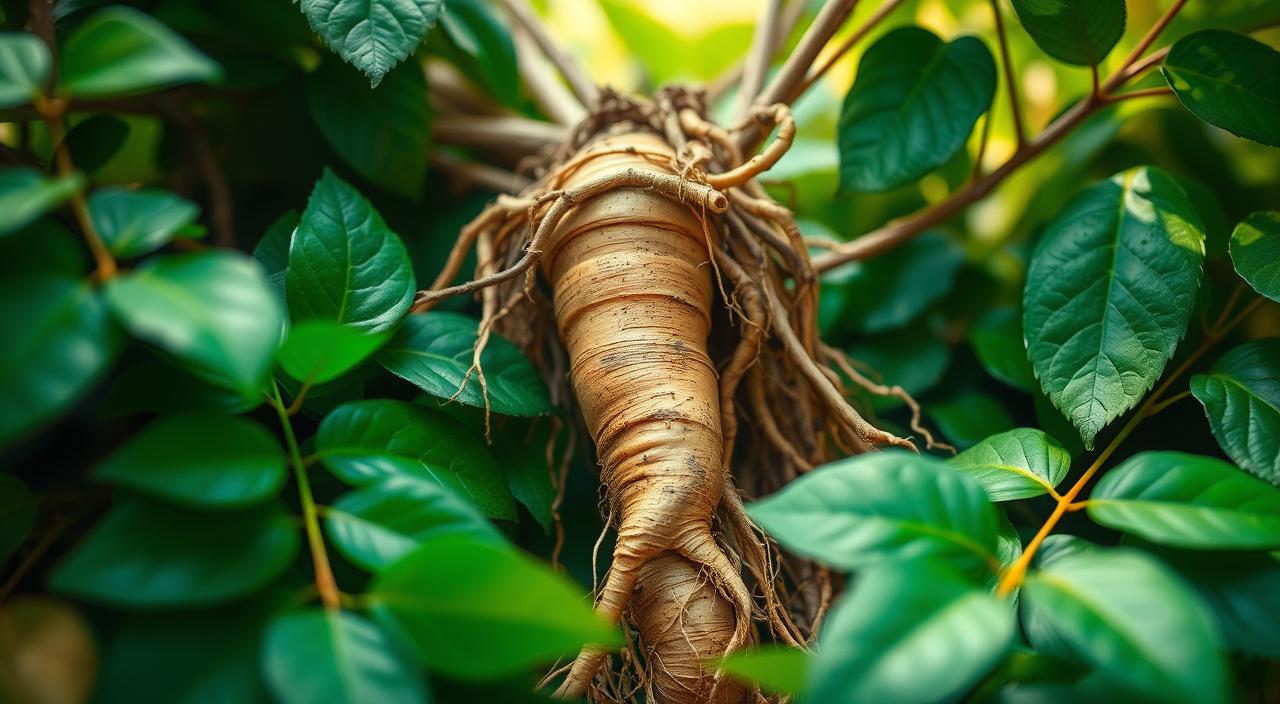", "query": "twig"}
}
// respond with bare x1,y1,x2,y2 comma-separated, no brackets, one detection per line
791,0,908,102
1103,86,1175,103
988,0,1025,145
434,114,568,153
500,0,599,107
431,152,532,193
735,0,782,120
425,60,511,117
512,27,587,126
